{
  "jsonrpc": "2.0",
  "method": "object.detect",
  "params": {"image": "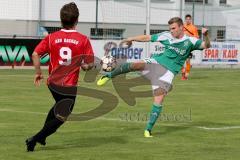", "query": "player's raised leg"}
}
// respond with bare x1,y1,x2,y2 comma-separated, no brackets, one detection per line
97,60,146,86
